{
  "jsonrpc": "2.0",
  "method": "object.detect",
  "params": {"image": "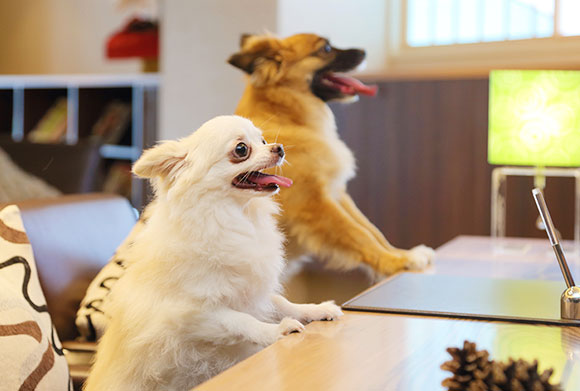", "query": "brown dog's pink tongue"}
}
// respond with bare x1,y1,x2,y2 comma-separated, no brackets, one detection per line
325,74,378,96
248,172,293,188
